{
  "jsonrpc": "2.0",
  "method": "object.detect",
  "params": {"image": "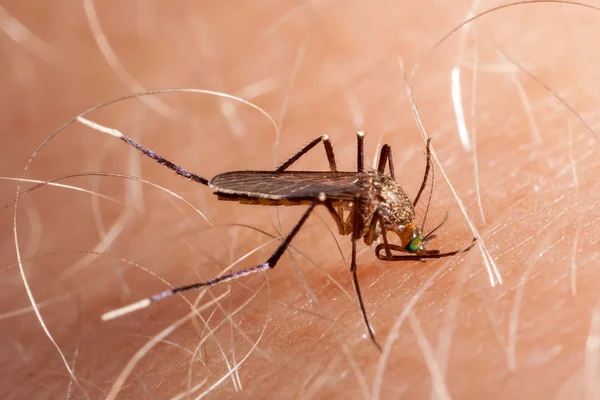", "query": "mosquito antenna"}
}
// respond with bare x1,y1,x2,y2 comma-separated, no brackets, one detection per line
412,138,435,233
422,211,448,244
77,117,210,186
419,151,434,233
412,138,432,207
